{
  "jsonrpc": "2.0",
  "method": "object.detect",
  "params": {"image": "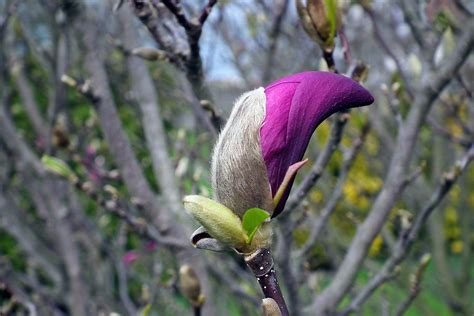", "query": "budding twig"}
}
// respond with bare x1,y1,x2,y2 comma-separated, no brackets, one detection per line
73,179,187,249
394,254,431,316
